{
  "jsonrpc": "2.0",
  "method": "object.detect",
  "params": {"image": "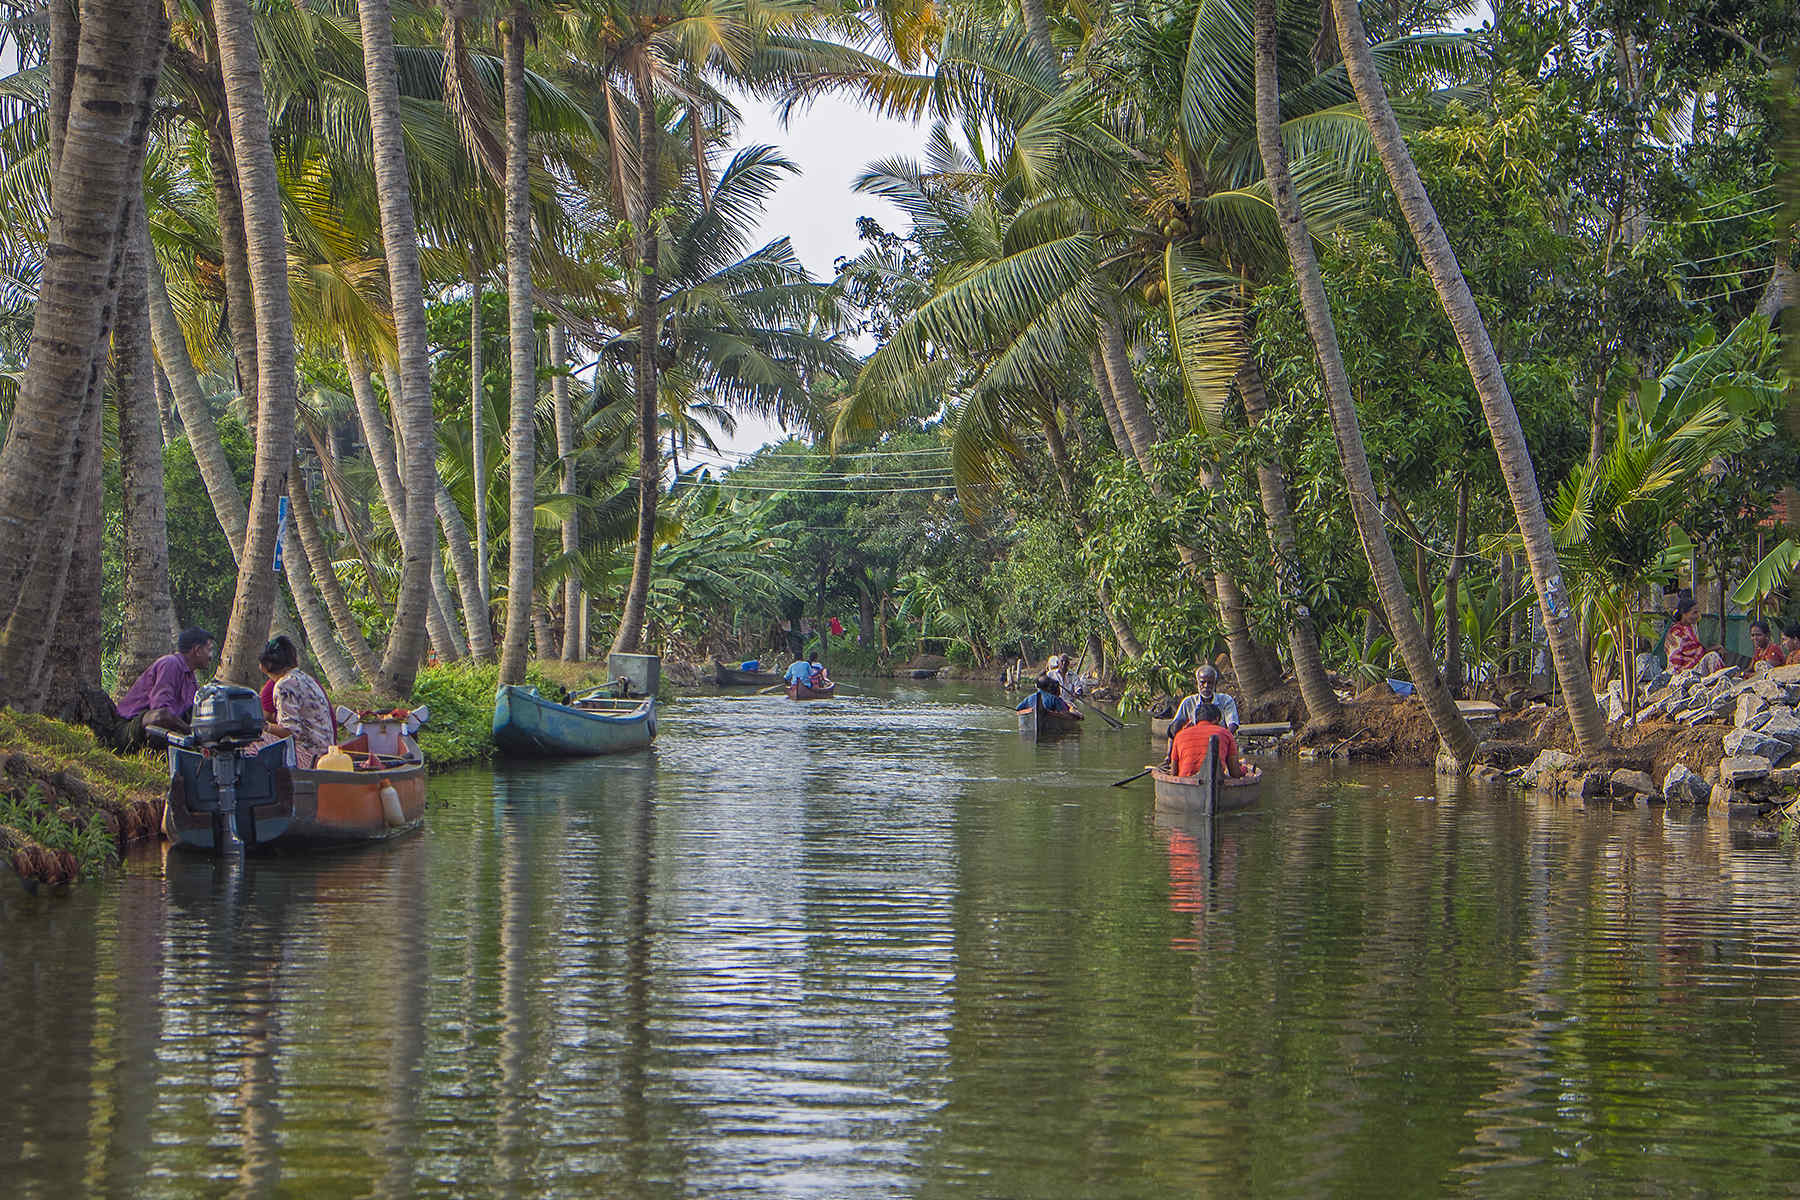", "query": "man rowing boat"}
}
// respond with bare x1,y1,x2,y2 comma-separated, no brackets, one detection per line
1166,664,1239,737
